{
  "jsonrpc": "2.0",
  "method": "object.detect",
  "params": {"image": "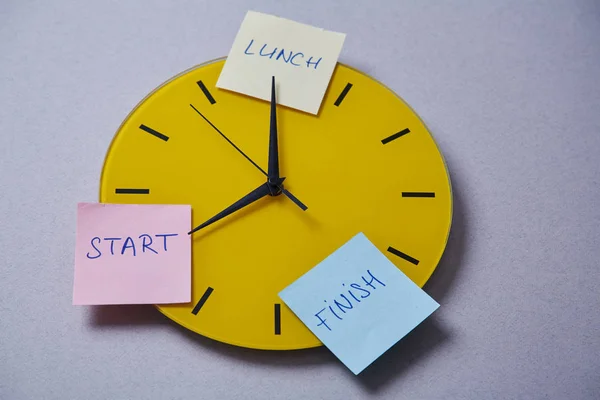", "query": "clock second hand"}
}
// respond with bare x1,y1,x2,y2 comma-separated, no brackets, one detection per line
190,103,307,211
190,104,266,175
